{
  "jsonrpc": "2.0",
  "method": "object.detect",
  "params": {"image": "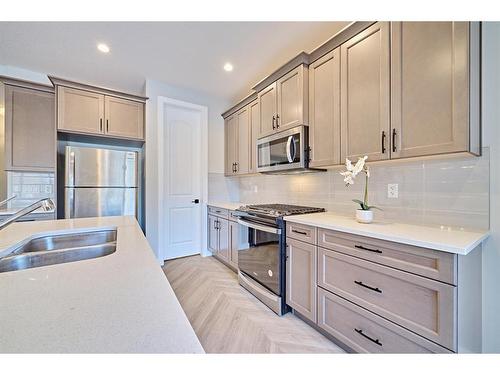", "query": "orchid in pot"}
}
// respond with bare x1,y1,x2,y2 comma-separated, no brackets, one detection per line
340,156,380,223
